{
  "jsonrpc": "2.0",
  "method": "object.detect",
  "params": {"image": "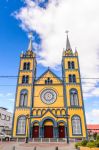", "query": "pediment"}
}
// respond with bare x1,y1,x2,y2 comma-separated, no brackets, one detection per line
35,69,62,84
